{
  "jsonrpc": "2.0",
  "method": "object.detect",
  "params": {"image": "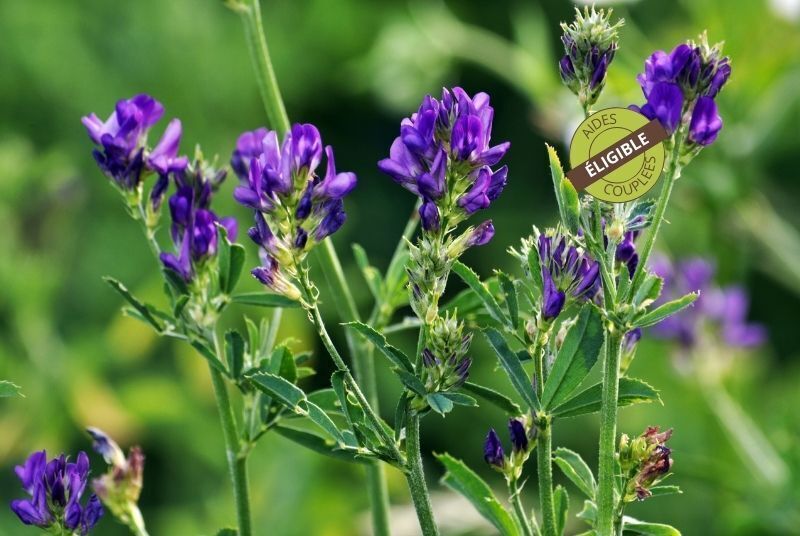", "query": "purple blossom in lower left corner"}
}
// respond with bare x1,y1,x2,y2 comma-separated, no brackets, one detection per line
10,450,103,535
